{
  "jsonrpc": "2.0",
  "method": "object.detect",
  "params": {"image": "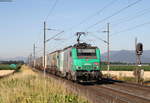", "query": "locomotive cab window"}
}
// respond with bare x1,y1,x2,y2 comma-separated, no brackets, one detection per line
77,49,97,59
70,51,72,57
